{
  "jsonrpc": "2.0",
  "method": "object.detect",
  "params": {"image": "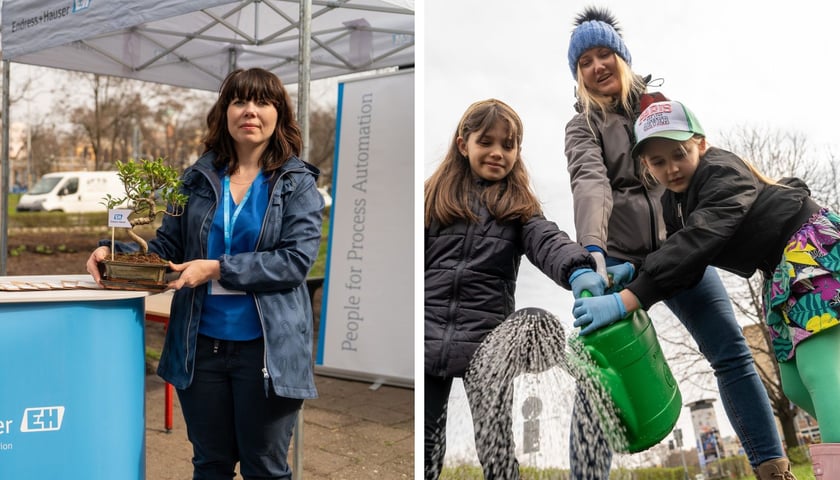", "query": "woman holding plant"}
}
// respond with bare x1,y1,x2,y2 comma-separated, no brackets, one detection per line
86,67,324,479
